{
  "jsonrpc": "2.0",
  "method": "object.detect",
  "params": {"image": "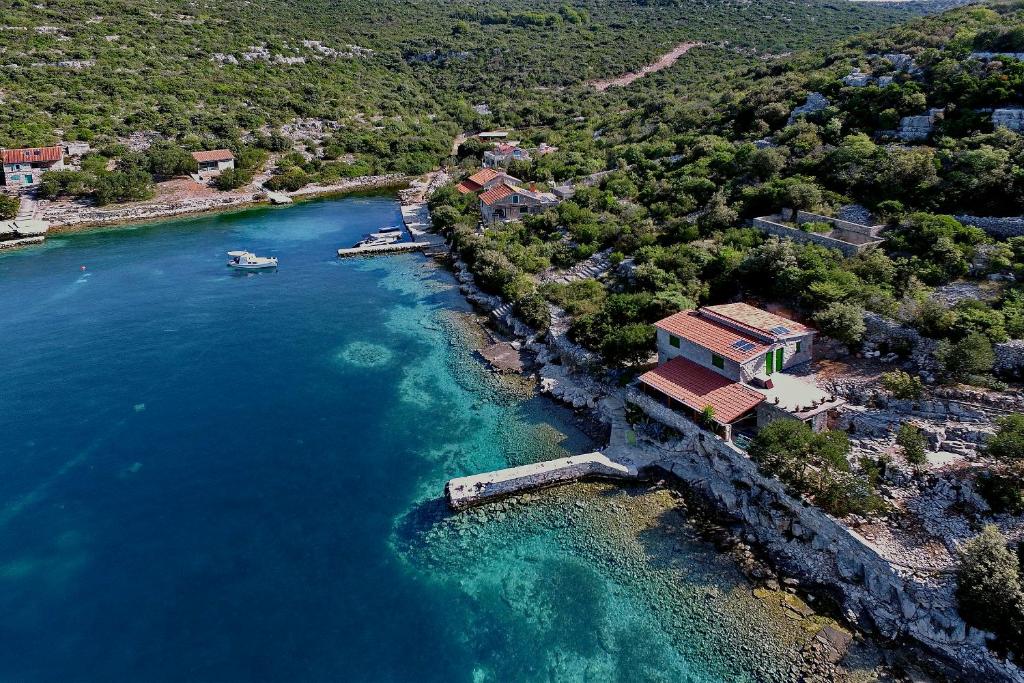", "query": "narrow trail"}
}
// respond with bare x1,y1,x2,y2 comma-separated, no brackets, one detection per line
589,41,702,91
